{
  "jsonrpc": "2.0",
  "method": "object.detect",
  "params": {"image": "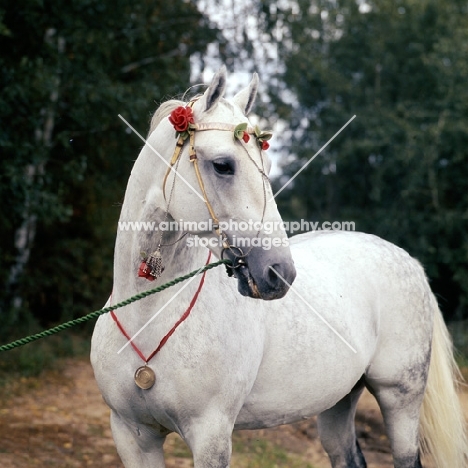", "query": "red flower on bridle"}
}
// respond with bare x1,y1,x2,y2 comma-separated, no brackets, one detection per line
169,106,195,137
